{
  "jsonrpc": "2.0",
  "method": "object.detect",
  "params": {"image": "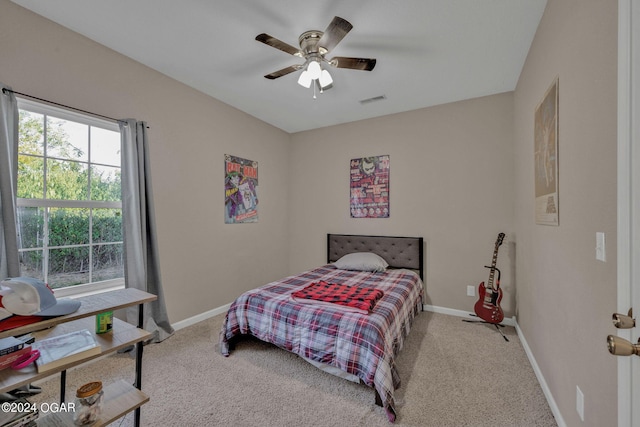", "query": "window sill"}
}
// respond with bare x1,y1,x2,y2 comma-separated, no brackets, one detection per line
53,279,125,300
